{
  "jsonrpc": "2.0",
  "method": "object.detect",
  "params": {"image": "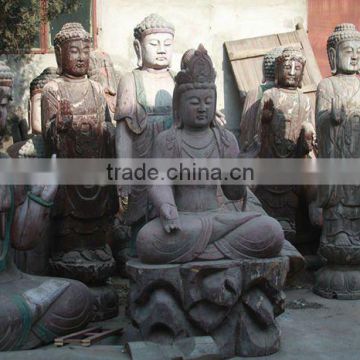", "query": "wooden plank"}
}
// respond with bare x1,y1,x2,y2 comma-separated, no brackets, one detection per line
54,327,123,347
228,42,301,61
224,25,322,98
296,25,323,85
